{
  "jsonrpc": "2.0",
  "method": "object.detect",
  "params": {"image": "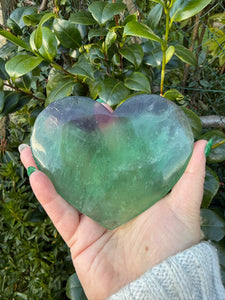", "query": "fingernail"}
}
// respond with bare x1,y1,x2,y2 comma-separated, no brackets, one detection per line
27,166,37,177
96,98,106,104
18,144,29,153
205,138,213,157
